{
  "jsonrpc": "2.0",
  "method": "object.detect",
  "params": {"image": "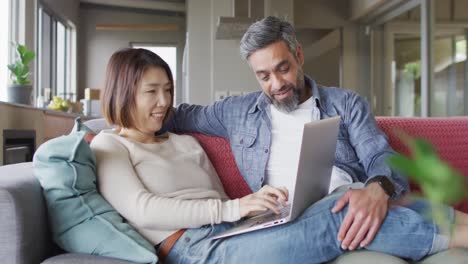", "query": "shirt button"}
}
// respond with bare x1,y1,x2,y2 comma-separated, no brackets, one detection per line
264,149,269,153
184,237,191,242
260,177,264,182
240,139,244,144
